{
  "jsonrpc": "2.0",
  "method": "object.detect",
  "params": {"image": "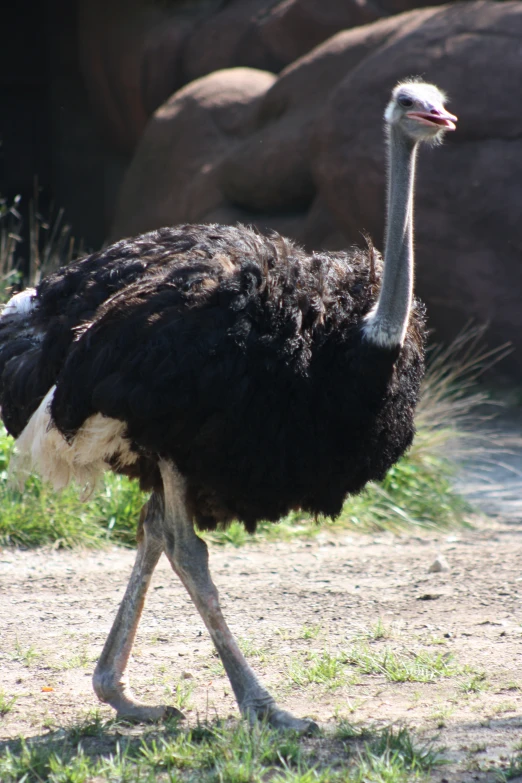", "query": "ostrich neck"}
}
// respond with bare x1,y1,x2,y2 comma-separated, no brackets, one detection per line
364,127,418,348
